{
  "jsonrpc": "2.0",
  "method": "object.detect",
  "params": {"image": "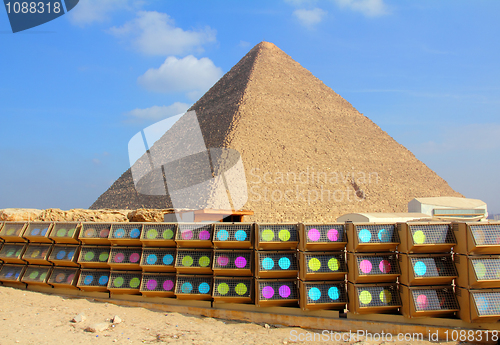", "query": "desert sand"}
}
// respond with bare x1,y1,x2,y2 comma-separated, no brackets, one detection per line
0,286,463,345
